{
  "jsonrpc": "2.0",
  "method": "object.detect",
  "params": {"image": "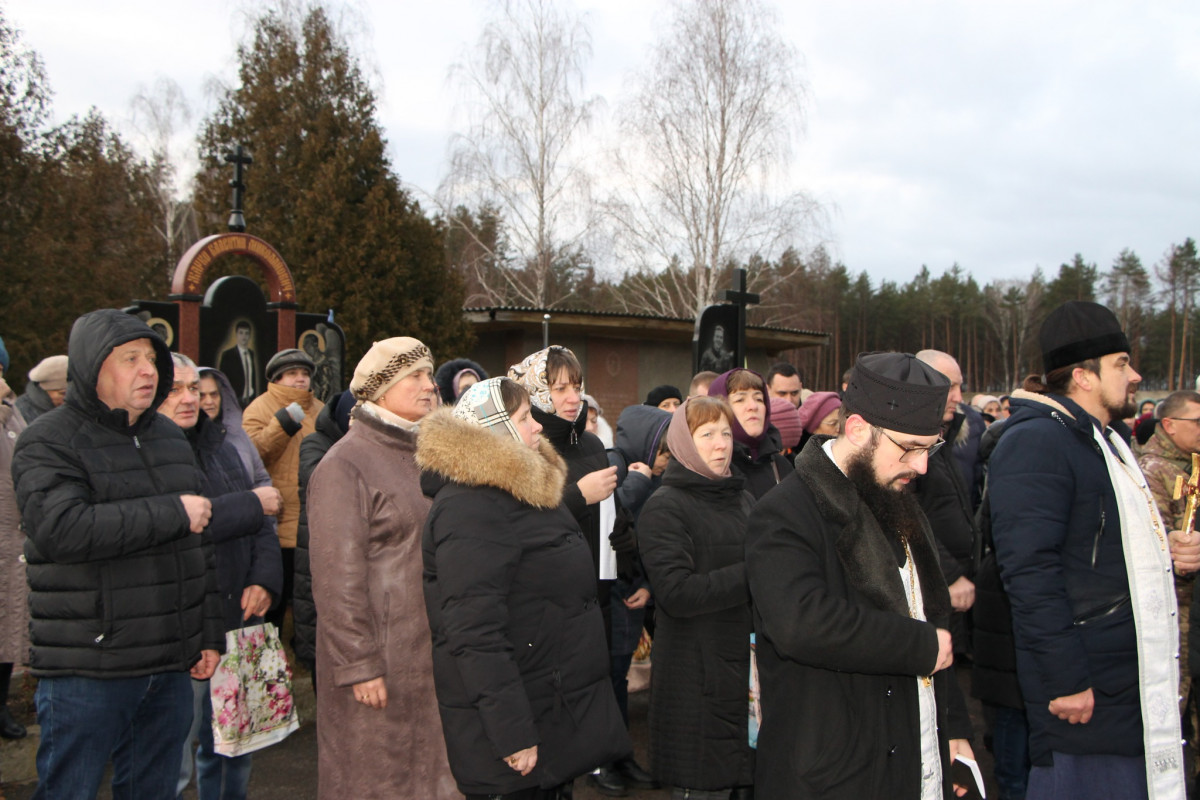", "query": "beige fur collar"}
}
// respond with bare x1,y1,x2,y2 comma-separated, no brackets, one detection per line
415,408,568,509
1010,388,1076,419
